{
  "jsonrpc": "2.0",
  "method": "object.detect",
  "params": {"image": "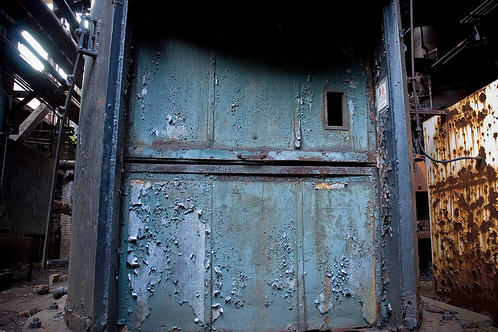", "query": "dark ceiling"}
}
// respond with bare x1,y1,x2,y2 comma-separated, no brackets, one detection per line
401,0,498,106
